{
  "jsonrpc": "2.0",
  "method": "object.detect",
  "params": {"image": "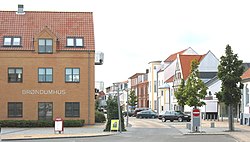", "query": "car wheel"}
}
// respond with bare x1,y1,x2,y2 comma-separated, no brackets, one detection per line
162,117,166,122
178,117,183,122
139,116,142,119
